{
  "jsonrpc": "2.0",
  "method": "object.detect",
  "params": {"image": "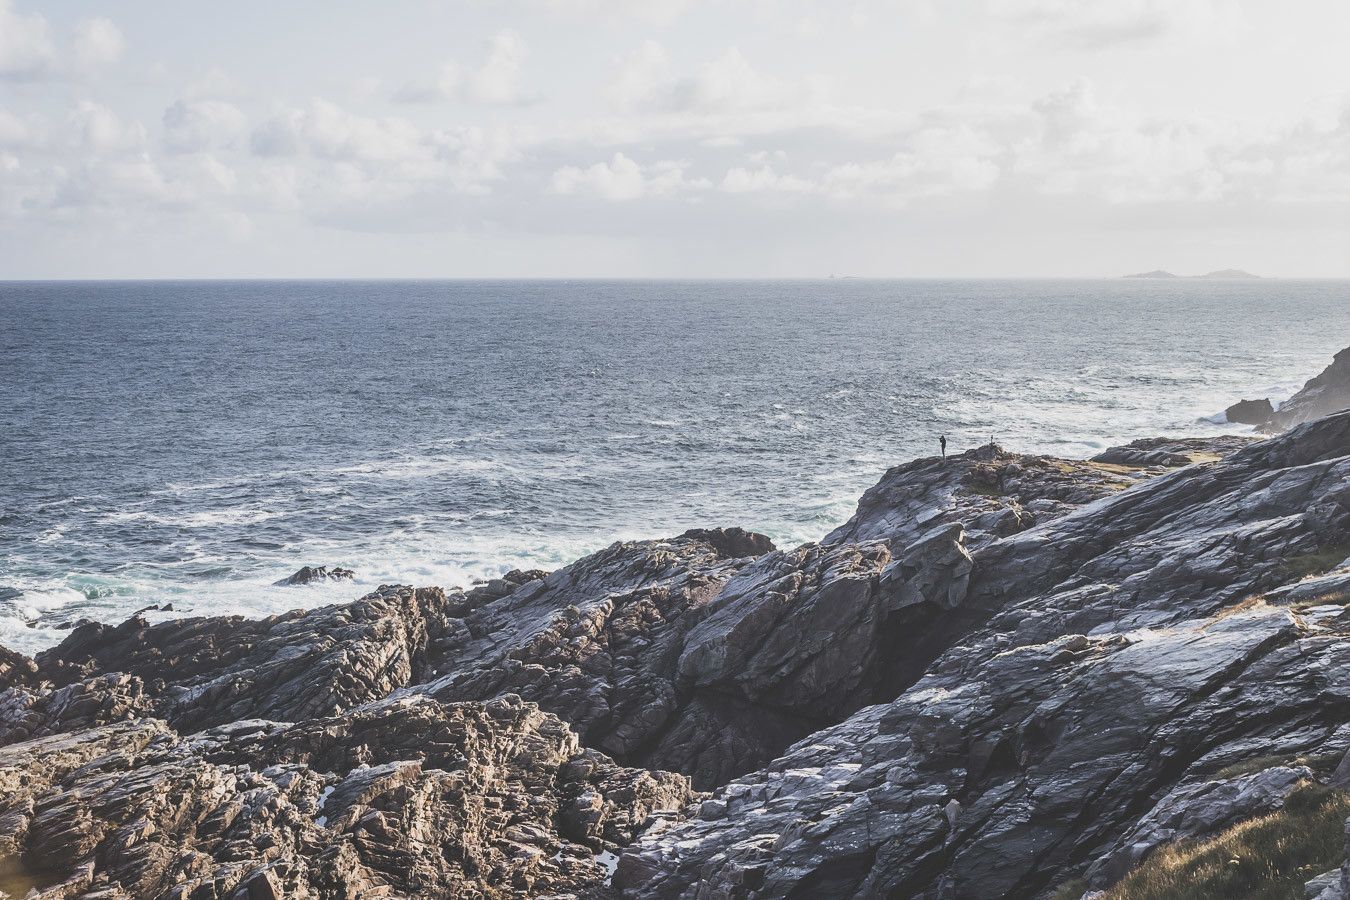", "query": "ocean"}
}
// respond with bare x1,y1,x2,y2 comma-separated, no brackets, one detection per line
2,278,1346,653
